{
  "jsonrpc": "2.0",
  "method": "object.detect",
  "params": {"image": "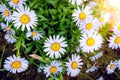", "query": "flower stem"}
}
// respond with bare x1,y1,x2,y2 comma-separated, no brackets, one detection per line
114,72,120,79
0,45,5,68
